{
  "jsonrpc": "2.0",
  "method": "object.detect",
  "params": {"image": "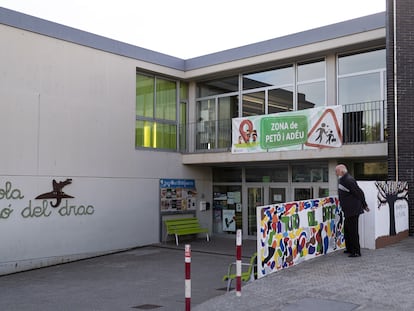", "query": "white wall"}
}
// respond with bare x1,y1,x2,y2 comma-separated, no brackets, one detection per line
0,25,211,275
359,181,409,249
